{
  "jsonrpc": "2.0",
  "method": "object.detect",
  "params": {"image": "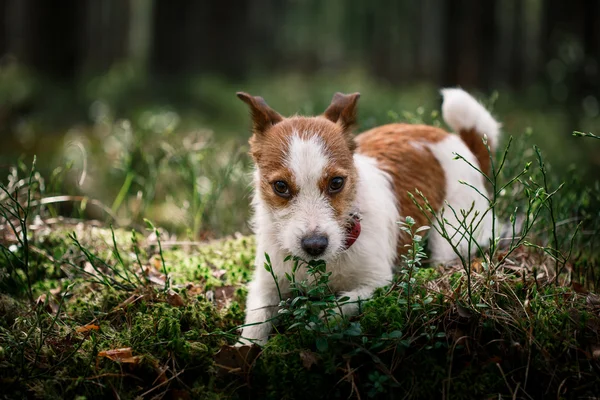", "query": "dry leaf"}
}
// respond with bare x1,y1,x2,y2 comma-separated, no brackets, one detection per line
471,259,483,273
97,347,141,364
211,285,237,309
112,294,145,312
299,350,319,370
151,255,164,272
35,294,59,314
76,324,100,333
167,290,185,307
